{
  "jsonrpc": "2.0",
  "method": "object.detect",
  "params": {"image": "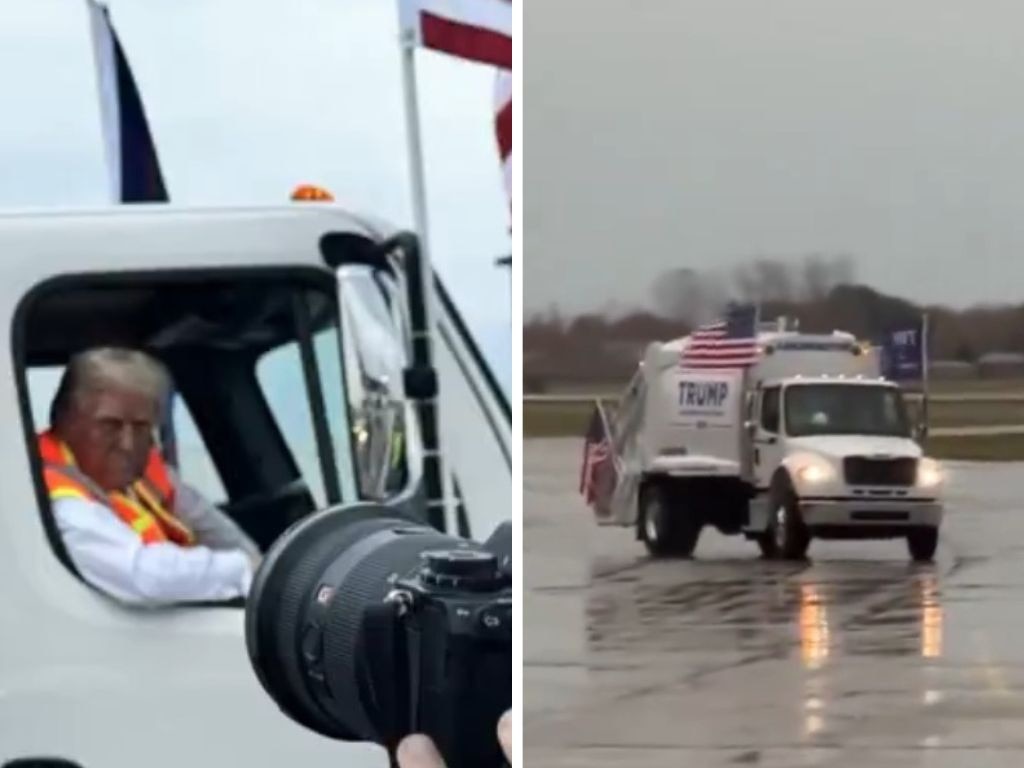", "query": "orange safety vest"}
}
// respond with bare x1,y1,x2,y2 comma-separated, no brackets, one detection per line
38,430,196,547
